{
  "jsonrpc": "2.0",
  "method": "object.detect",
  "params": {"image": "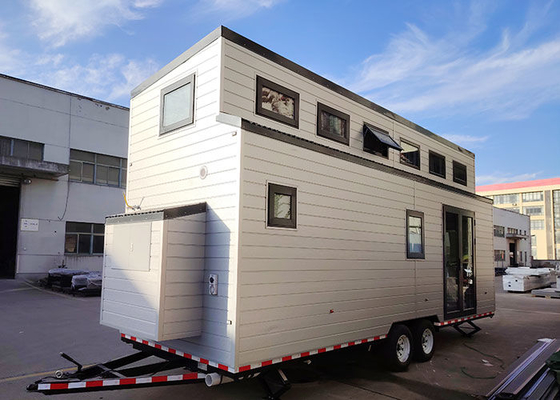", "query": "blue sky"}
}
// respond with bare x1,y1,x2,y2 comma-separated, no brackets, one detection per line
1,0,559,185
